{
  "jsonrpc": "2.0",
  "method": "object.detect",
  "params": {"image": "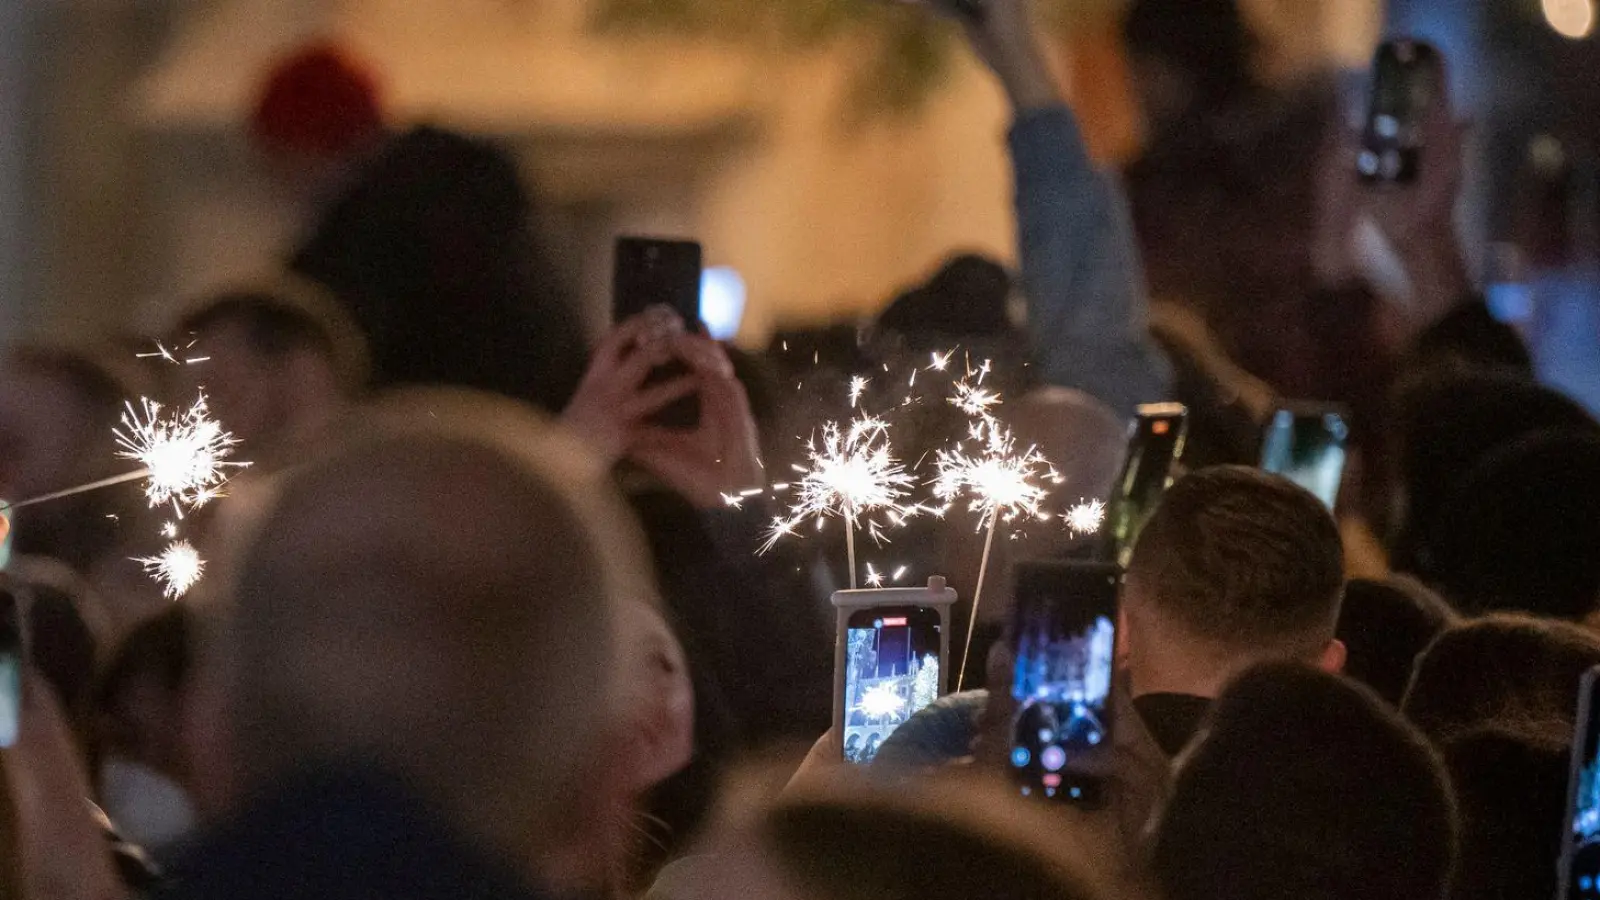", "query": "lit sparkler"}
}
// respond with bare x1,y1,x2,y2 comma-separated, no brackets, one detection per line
760,414,916,588
137,540,204,599
855,682,907,720
849,376,870,407
1066,499,1107,536
115,393,246,515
